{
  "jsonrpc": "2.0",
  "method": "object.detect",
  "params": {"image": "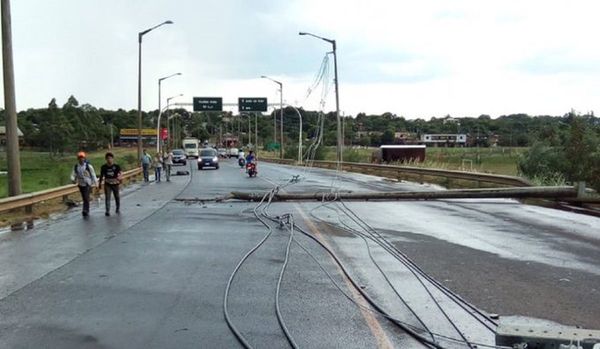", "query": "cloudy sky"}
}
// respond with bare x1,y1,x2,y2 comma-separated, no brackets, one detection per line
3,0,600,118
